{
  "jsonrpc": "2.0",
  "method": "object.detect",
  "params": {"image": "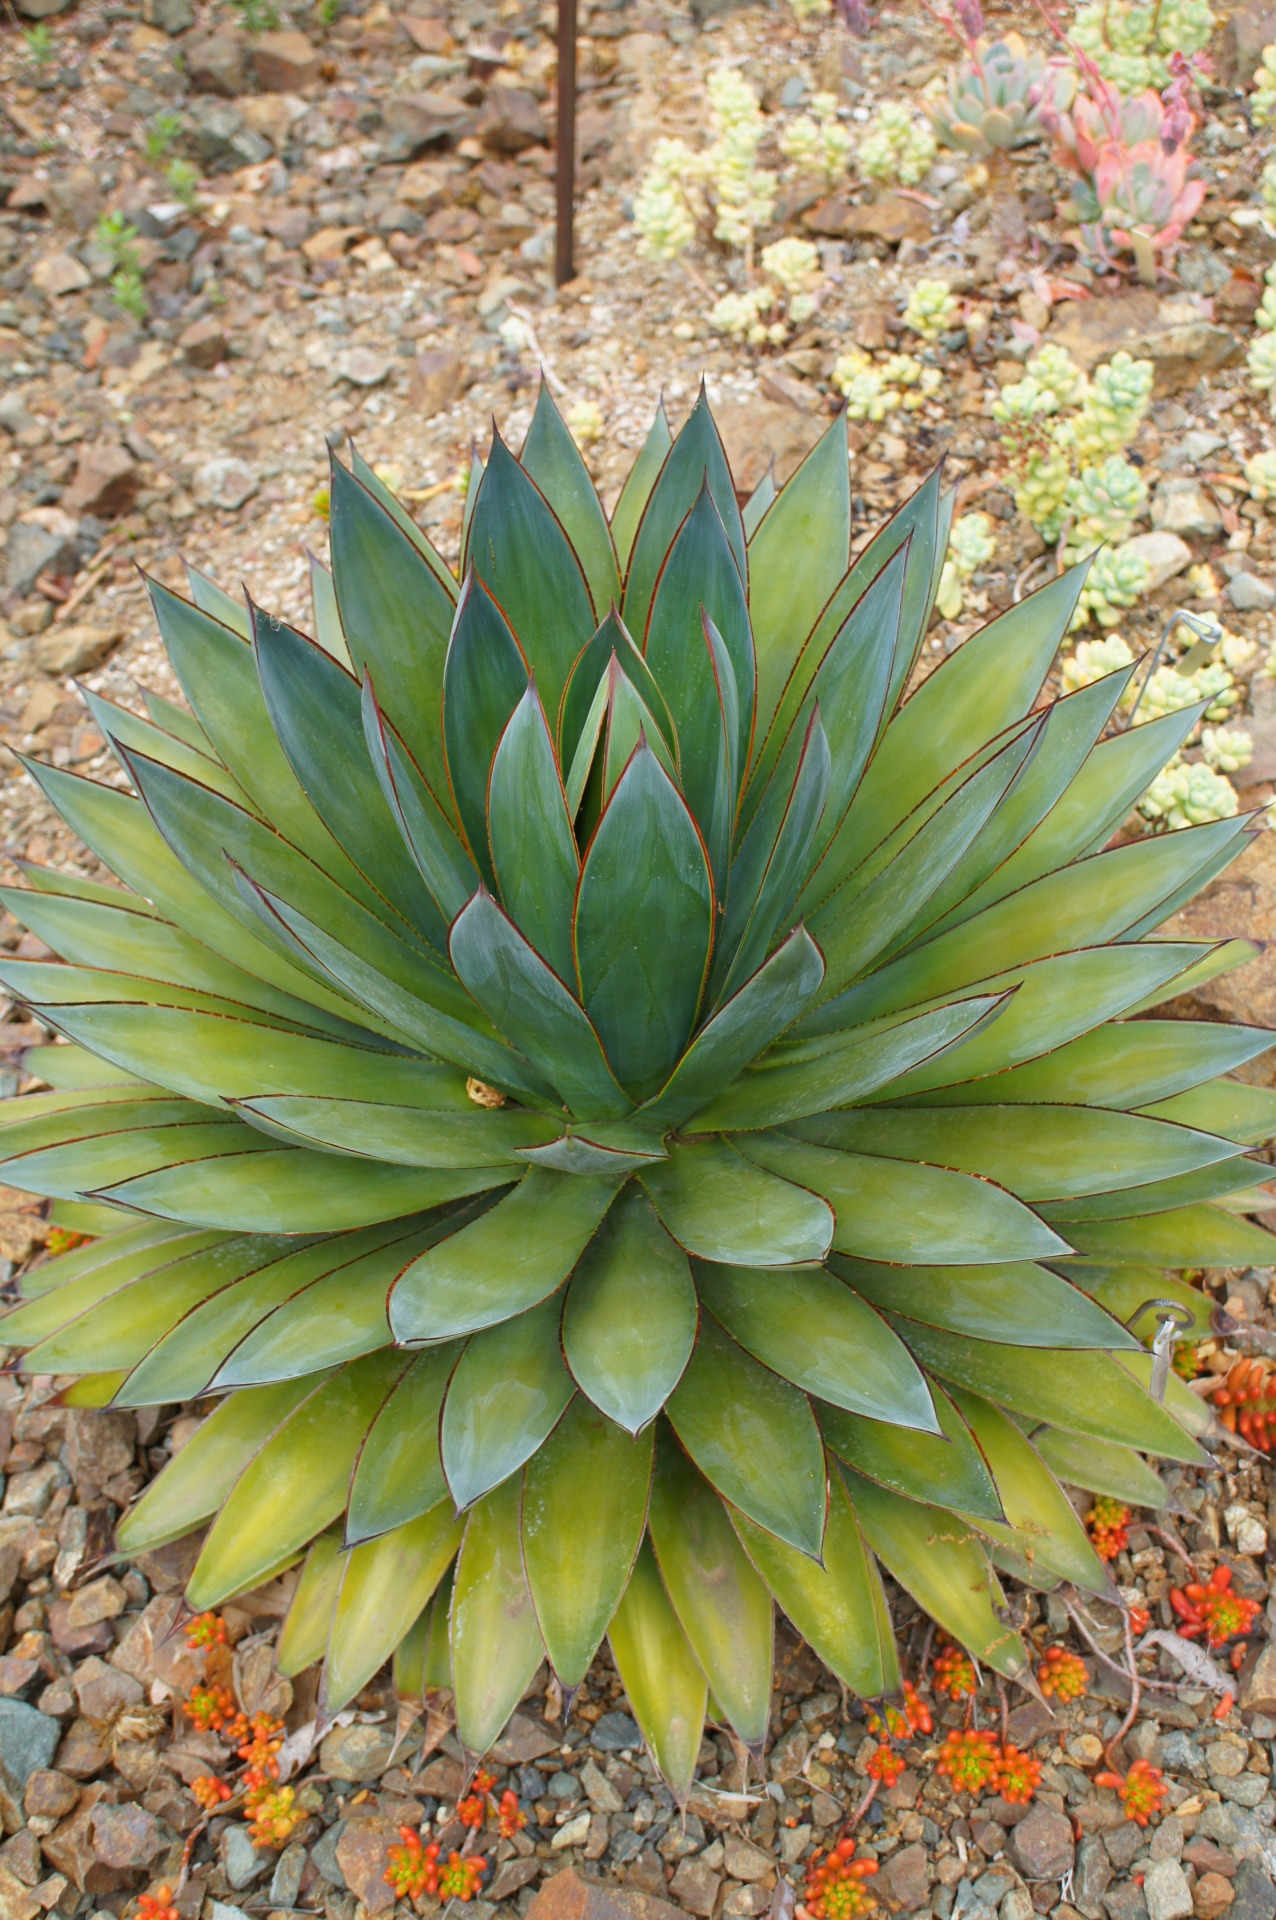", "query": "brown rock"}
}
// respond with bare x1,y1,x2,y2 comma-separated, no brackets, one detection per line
803,192,930,246
879,1842,929,1911
0,1831,41,1888
759,367,820,414
1239,1642,1276,1715
489,1858,543,1902
410,349,466,415
60,441,138,519
301,226,362,264
401,14,454,51
382,93,473,158
477,85,548,153
179,317,228,369
57,1577,125,1636
1046,291,1239,391
0,1865,40,1920
33,625,123,680
1165,833,1276,1027
722,1835,774,1885
488,1711,560,1765
111,1597,205,1696
41,1785,131,1894
1195,1875,1236,1920
424,205,479,244
54,1720,111,1781
31,255,91,298
22,1771,78,1821
714,395,817,490
88,1803,164,1870
186,31,247,94
251,28,318,91
669,1857,720,1916
66,1412,135,1498
72,1660,143,1724
395,163,447,210
1219,1,1276,83
334,1819,397,1914
526,1868,685,1920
